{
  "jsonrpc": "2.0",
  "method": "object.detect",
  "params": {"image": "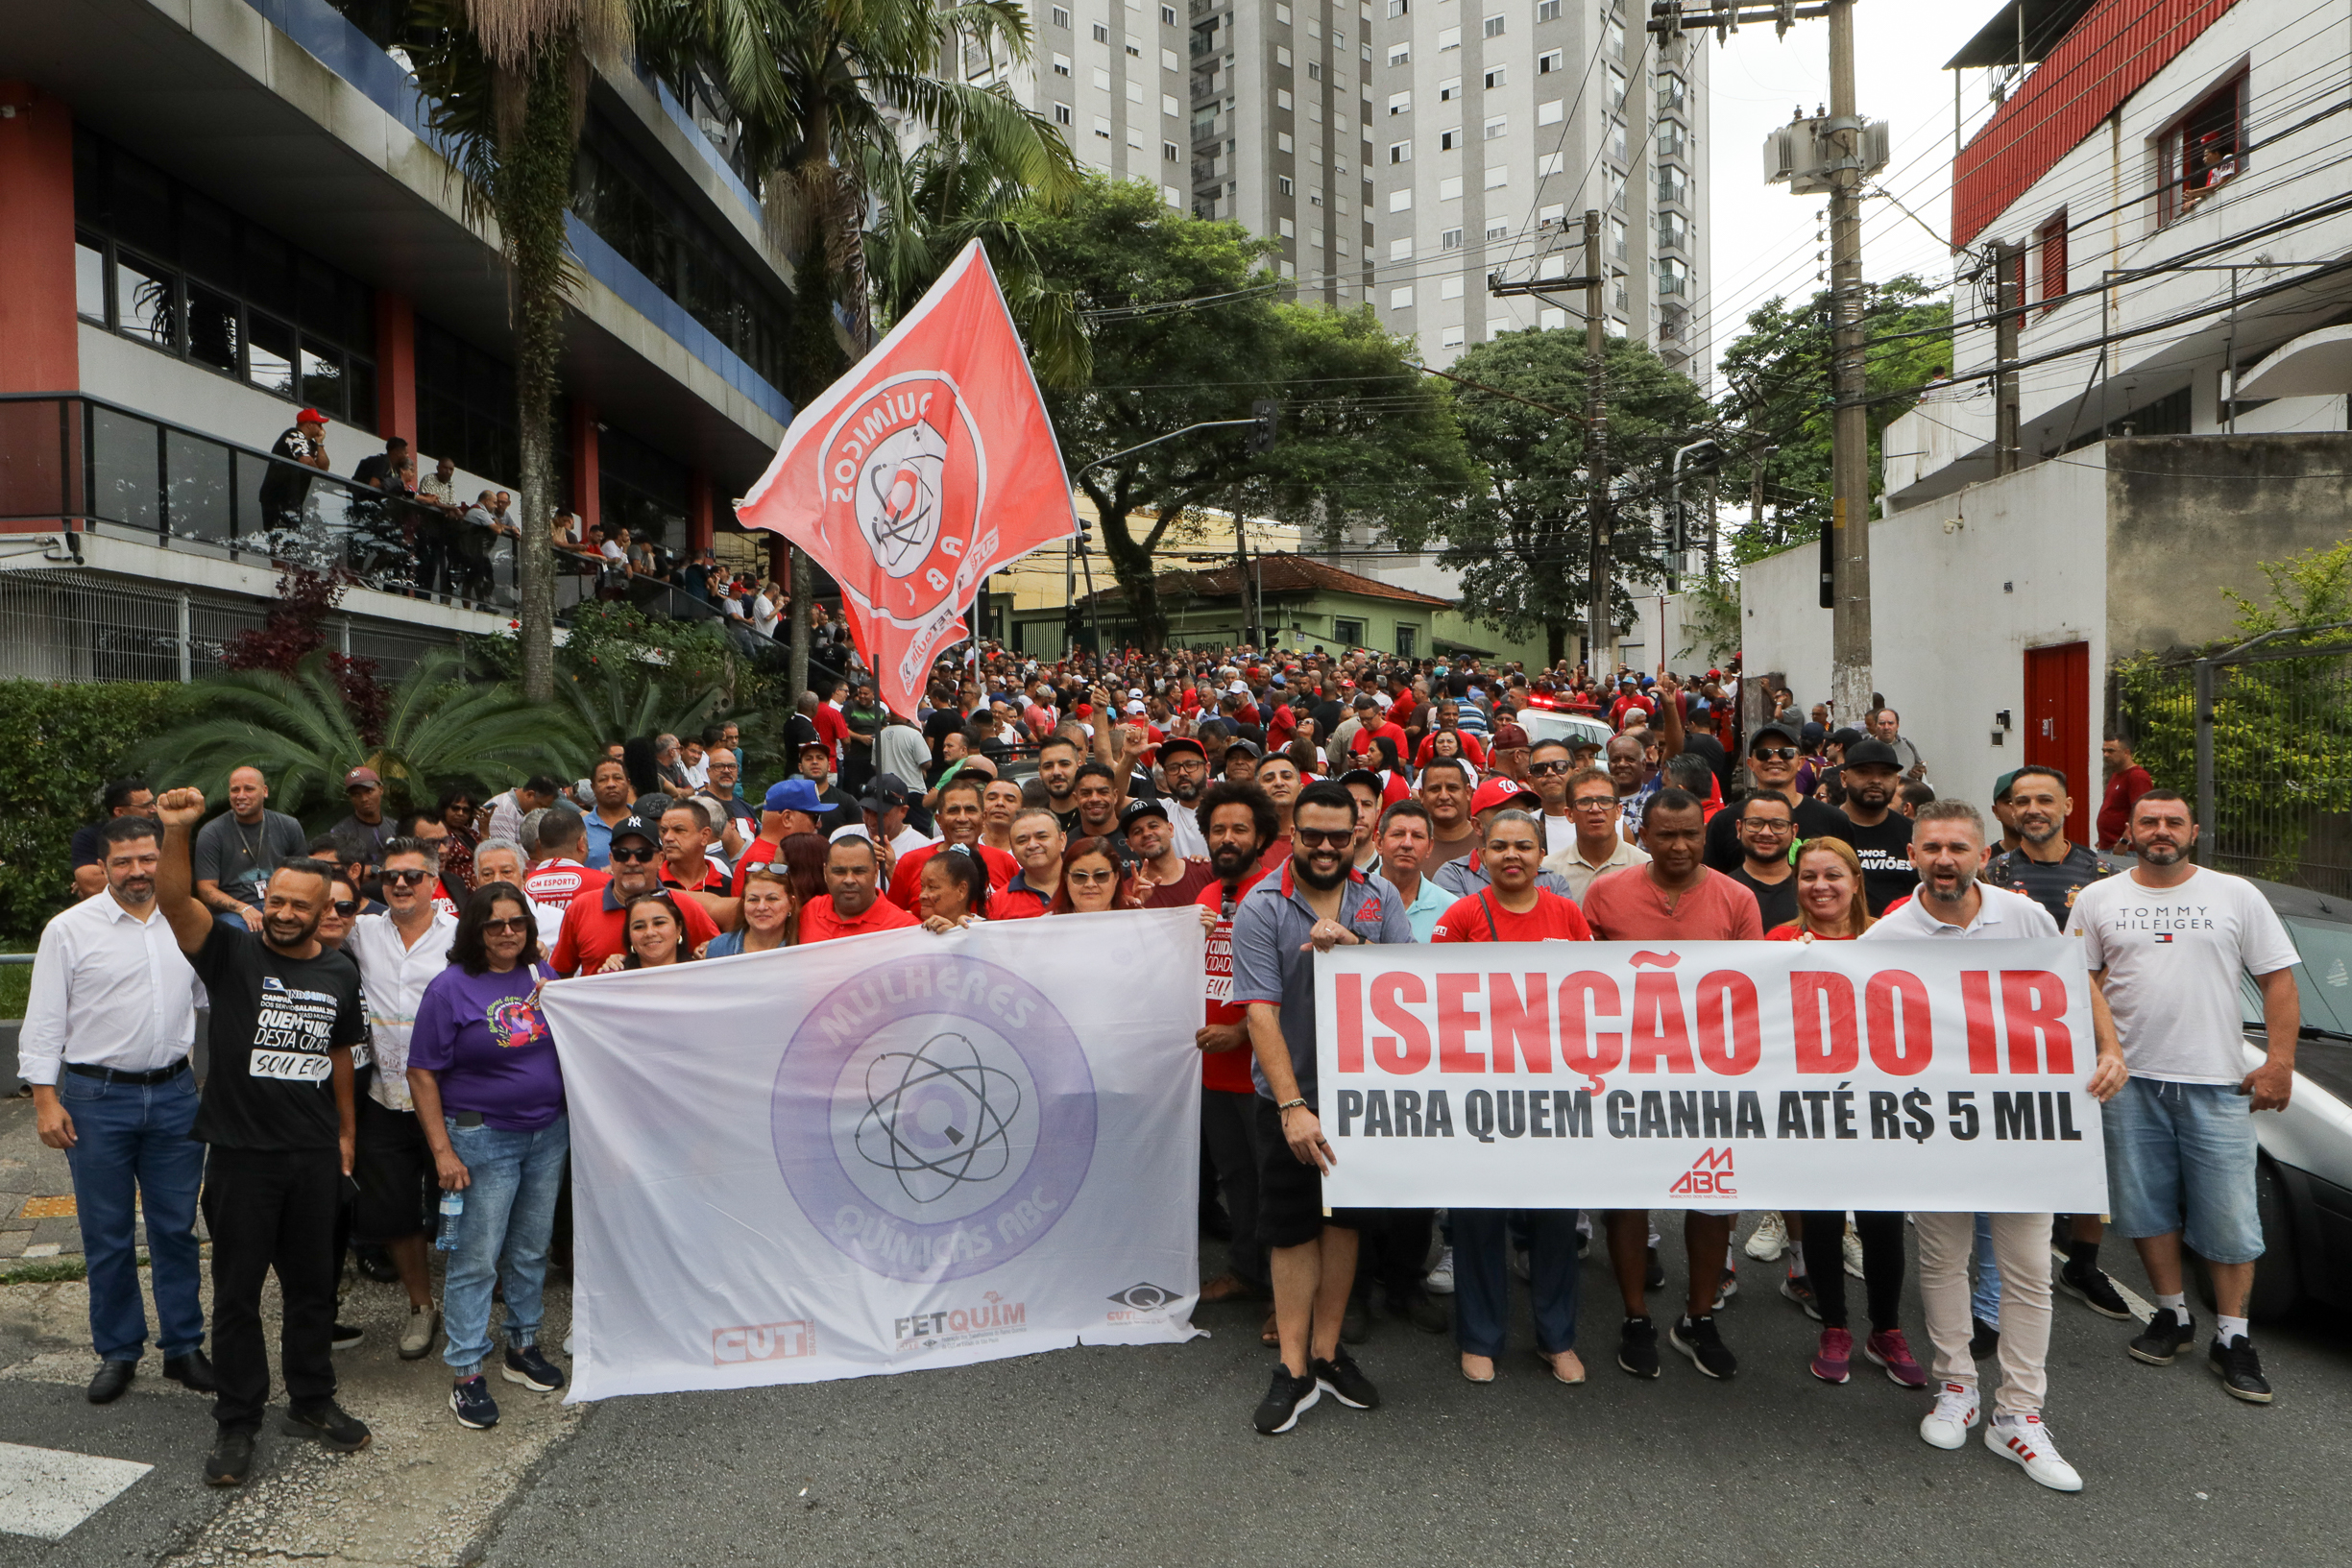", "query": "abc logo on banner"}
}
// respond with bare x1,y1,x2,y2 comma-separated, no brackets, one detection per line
736,242,1079,715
